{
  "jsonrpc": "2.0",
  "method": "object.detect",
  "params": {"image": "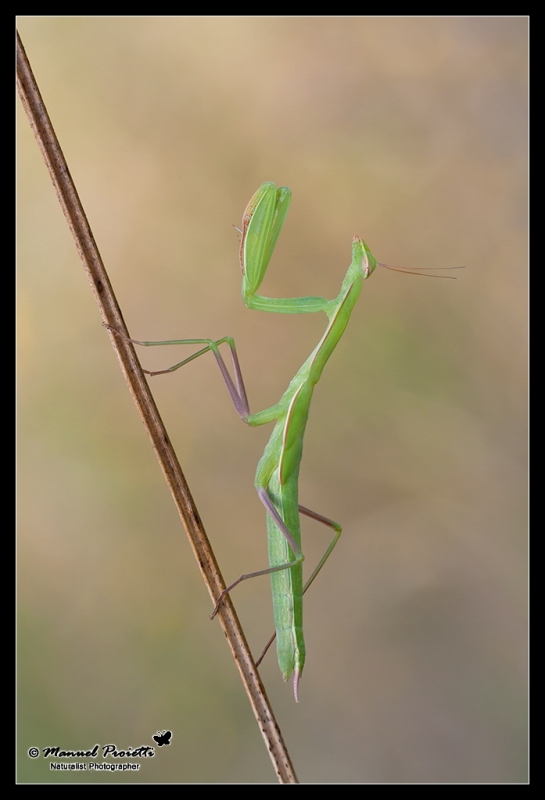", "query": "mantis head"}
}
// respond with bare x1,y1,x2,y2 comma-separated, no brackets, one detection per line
353,235,378,279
